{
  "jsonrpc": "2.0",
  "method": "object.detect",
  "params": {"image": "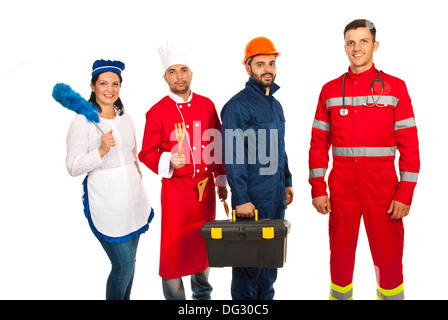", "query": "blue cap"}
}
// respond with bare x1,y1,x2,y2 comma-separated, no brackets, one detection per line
92,59,125,77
